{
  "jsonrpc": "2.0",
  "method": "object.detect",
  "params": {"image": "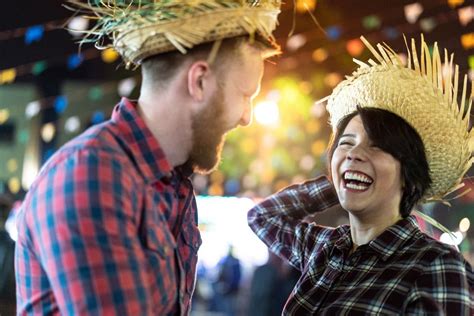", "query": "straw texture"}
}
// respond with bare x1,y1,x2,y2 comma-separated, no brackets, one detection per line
67,0,281,67
326,35,473,201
